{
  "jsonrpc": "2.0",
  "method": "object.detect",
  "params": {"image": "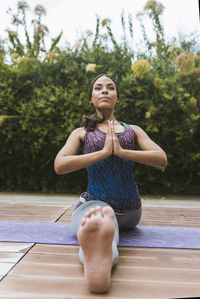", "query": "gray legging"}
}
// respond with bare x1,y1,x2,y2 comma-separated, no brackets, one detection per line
71,198,142,267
